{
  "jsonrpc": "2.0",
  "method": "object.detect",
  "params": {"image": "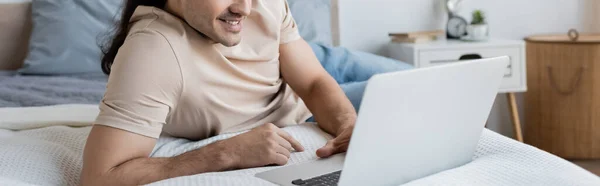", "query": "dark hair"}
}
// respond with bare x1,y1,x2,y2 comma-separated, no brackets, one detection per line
101,0,168,75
